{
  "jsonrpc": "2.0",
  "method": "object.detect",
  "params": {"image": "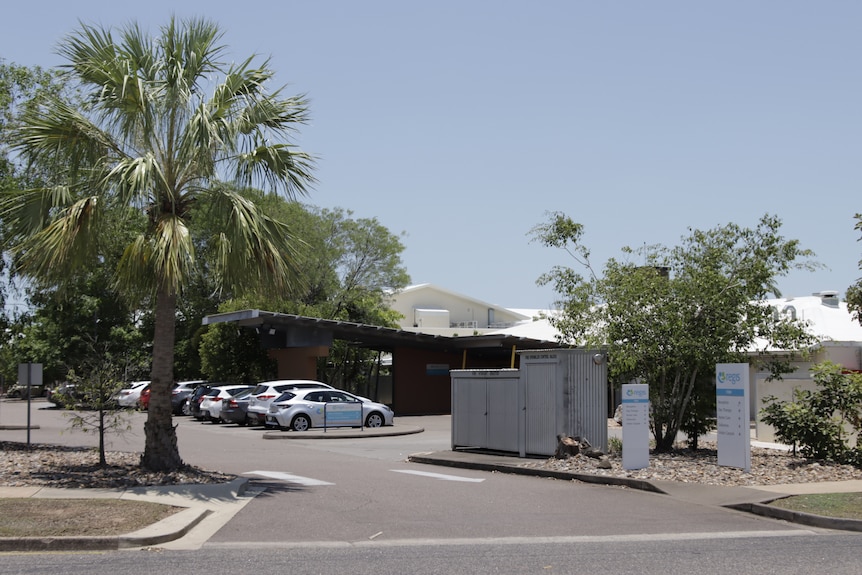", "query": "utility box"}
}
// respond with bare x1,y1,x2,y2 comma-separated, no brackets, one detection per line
451,369,520,453
450,349,607,457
